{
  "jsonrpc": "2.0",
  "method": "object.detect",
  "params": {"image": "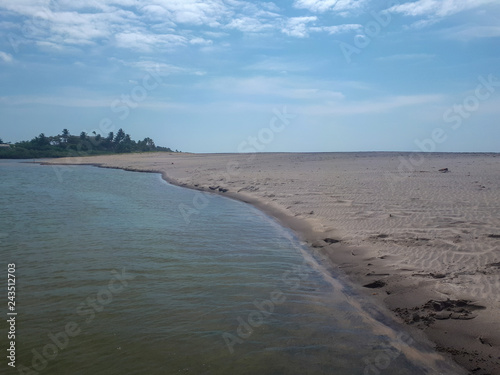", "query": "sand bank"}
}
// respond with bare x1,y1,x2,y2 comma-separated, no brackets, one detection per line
43,152,500,374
